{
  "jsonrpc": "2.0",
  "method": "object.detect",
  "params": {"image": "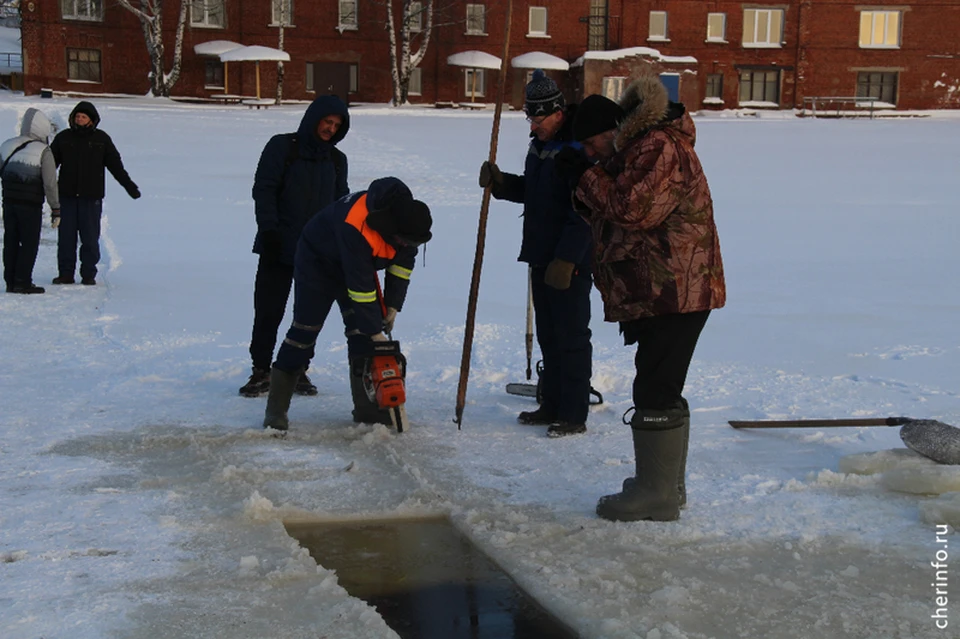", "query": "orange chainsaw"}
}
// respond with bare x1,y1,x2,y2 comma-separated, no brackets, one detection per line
363,278,409,432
